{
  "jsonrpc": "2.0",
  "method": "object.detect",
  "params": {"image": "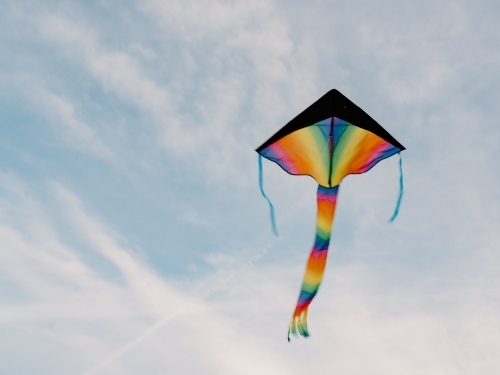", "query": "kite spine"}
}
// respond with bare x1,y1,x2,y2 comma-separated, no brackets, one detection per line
328,95,335,187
